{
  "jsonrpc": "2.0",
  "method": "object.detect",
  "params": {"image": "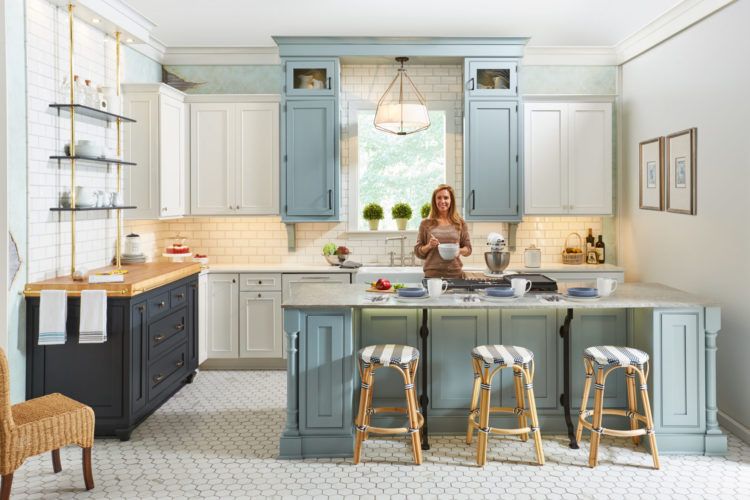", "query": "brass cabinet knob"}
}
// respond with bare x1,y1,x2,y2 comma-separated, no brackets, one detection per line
153,374,164,383
175,360,184,368
175,323,184,330
158,301,165,308
154,335,165,343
